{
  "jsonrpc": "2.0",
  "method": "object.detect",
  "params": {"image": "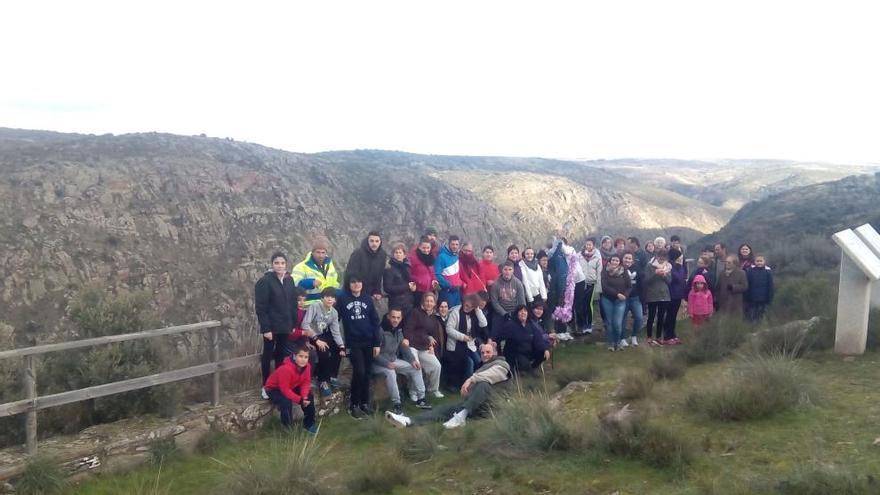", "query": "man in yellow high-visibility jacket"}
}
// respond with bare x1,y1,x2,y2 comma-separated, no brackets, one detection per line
292,236,341,305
